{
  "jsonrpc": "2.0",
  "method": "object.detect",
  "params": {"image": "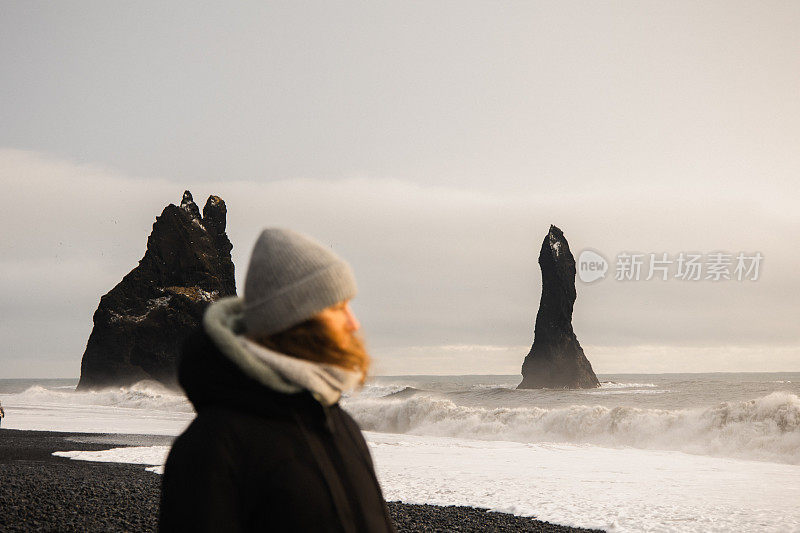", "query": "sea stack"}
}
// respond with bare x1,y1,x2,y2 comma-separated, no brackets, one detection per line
518,225,599,389
77,191,236,390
